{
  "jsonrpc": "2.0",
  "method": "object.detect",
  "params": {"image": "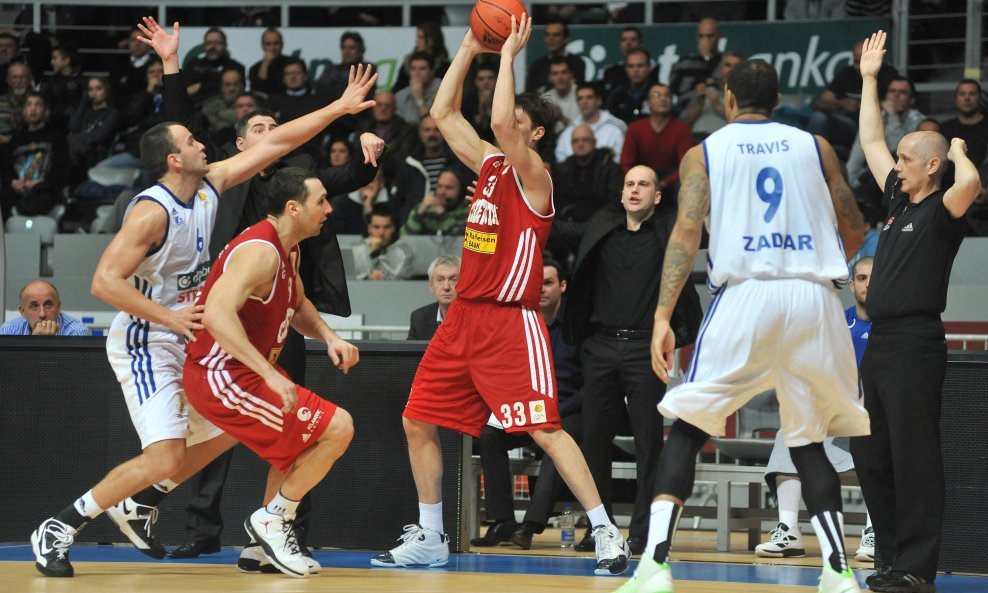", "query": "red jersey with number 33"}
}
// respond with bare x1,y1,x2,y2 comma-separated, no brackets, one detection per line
457,153,554,309
186,220,299,368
